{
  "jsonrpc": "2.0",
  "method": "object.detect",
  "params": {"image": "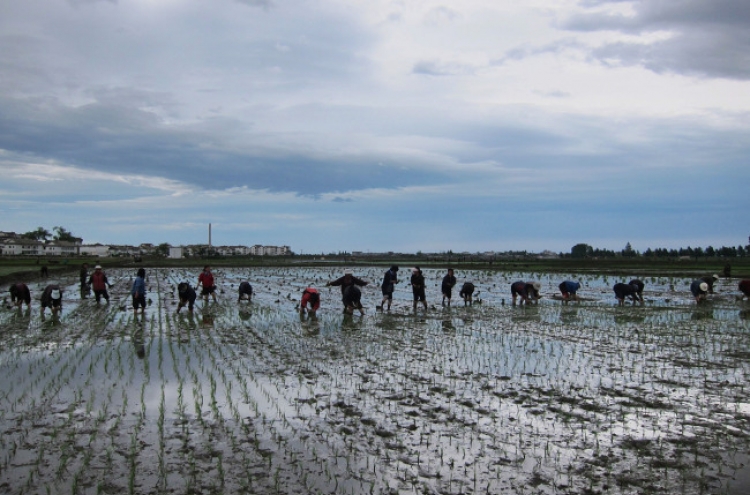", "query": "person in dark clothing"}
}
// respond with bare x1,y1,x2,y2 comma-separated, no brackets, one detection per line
558,281,580,302
459,282,475,305
327,269,368,309
441,268,457,307
40,265,48,278
380,266,399,310
628,279,645,303
411,267,427,310
177,282,197,313
690,280,709,303
9,283,31,309
699,274,720,294
738,280,750,300
511,281,540,305
80,263,90,299
342,285,365,315
300,286,321,314
40,285,63,316
238,281,253,302
131,268,147,315
614,282,640,305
